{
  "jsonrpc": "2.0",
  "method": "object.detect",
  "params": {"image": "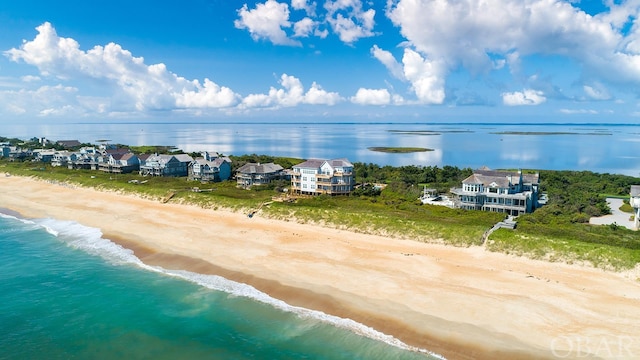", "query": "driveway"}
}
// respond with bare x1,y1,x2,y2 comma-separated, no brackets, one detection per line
589,198,636,230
